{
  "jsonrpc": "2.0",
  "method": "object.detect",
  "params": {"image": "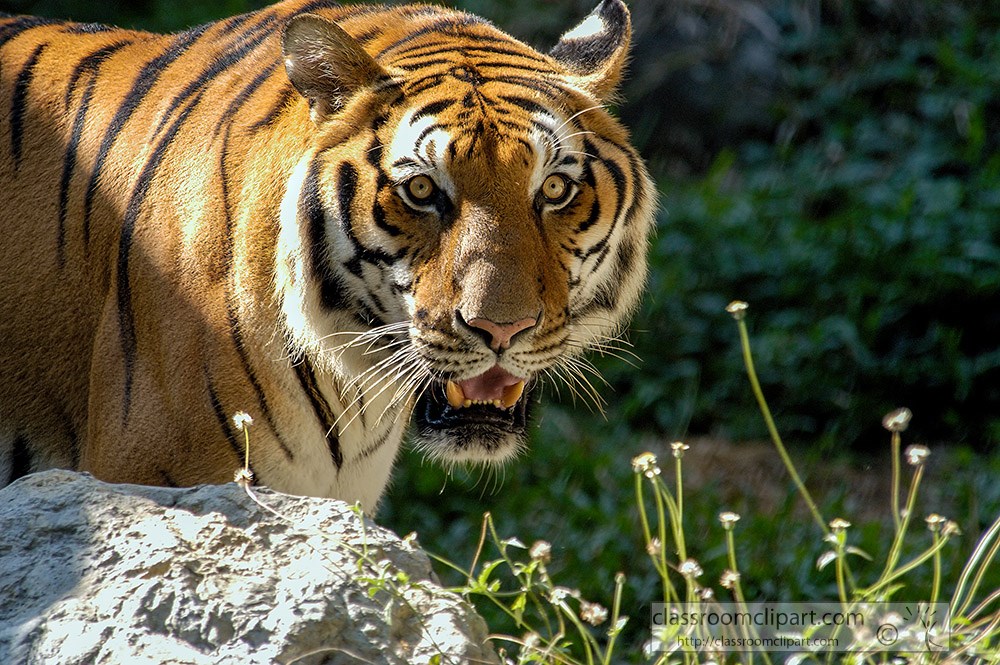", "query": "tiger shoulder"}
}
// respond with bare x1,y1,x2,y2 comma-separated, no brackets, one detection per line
0,0,656,511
